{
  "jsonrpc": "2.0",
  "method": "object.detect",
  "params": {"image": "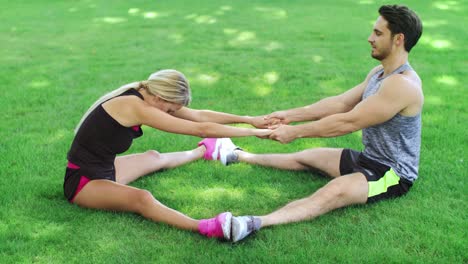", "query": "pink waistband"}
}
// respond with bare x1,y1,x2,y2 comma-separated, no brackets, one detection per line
67,161,80,169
